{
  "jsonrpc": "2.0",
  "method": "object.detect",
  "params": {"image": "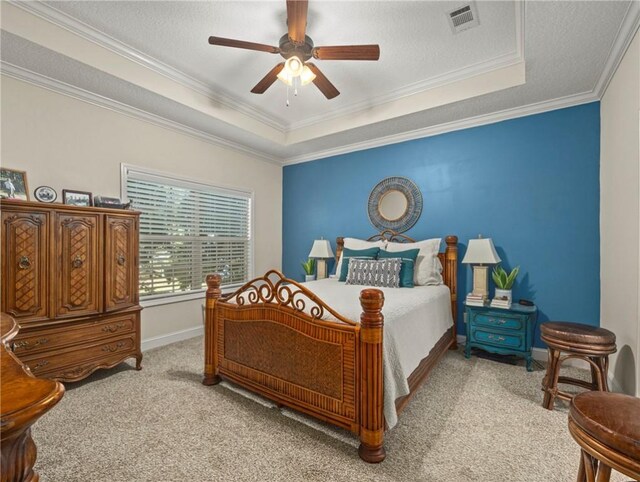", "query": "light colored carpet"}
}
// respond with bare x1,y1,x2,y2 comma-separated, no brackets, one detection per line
32,337,627,482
